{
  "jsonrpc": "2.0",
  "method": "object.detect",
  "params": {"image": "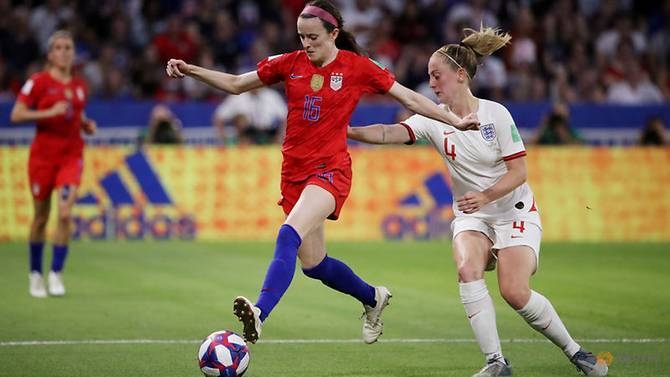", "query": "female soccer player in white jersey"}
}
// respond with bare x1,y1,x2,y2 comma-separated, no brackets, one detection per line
348,27,609,377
